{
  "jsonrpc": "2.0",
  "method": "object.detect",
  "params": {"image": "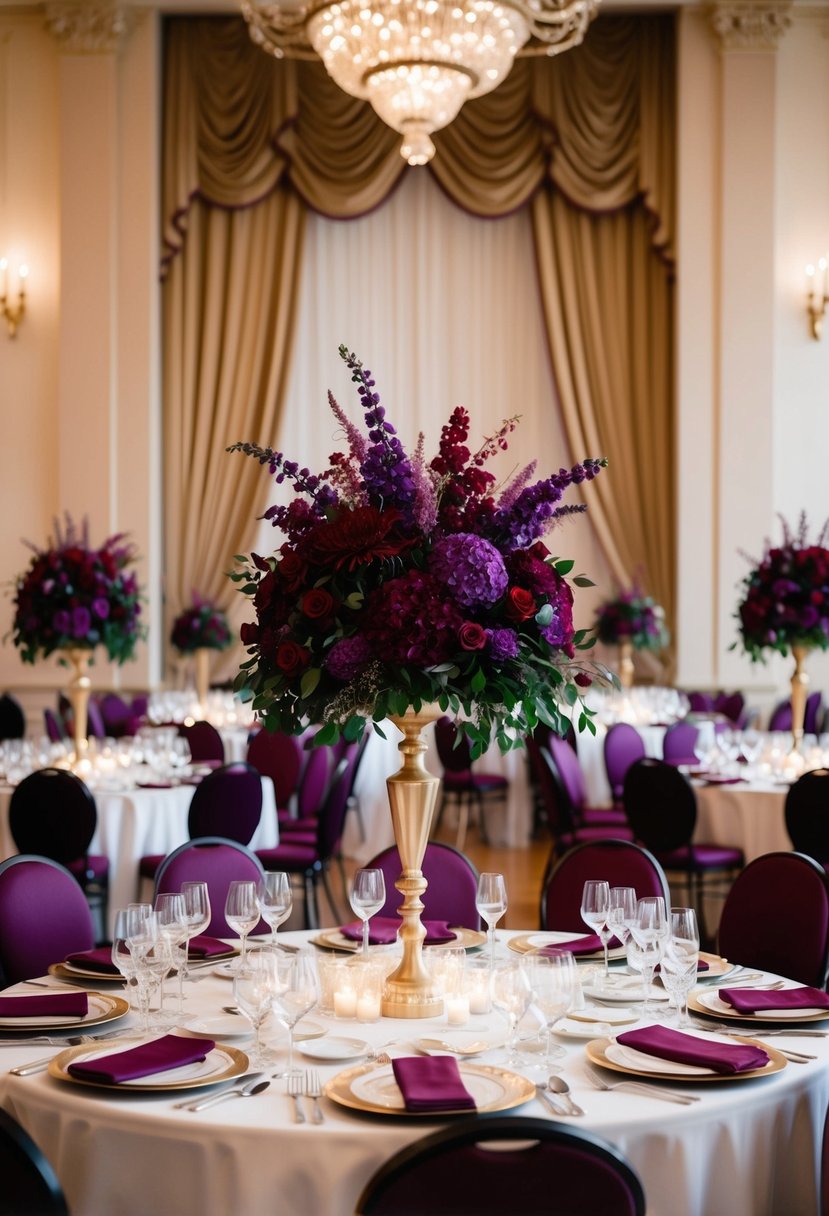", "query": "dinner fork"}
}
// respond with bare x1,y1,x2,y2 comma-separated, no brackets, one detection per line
288,1071,306,1123
584,1064,699,1106
305,1069,324,1123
